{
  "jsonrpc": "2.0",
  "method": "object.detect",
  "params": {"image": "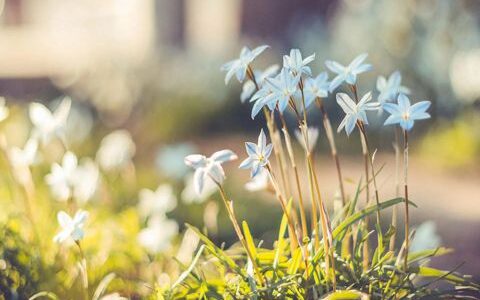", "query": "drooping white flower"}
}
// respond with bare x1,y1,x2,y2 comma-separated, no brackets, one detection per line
137,184,177,219
295,126,320,152
304,72,330,109
221,45,269,84
137,216,178,254
336,92,379,136
326,53,373,92
29,97,71,145
53,210,89,243
240,64,279,103
239,129,273,177
377,71,410,105
181,173,217,204
7,138,38,185
96,130,136,171
0,97,9,122
46,152,99,203
383,94,431,131
184,149,237,195
283,49,315,76
244,168,269,192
